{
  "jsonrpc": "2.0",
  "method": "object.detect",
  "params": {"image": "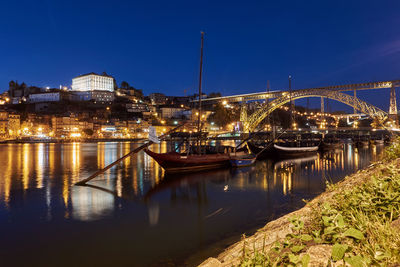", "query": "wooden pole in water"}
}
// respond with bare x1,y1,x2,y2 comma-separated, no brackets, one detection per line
75,123,186,186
